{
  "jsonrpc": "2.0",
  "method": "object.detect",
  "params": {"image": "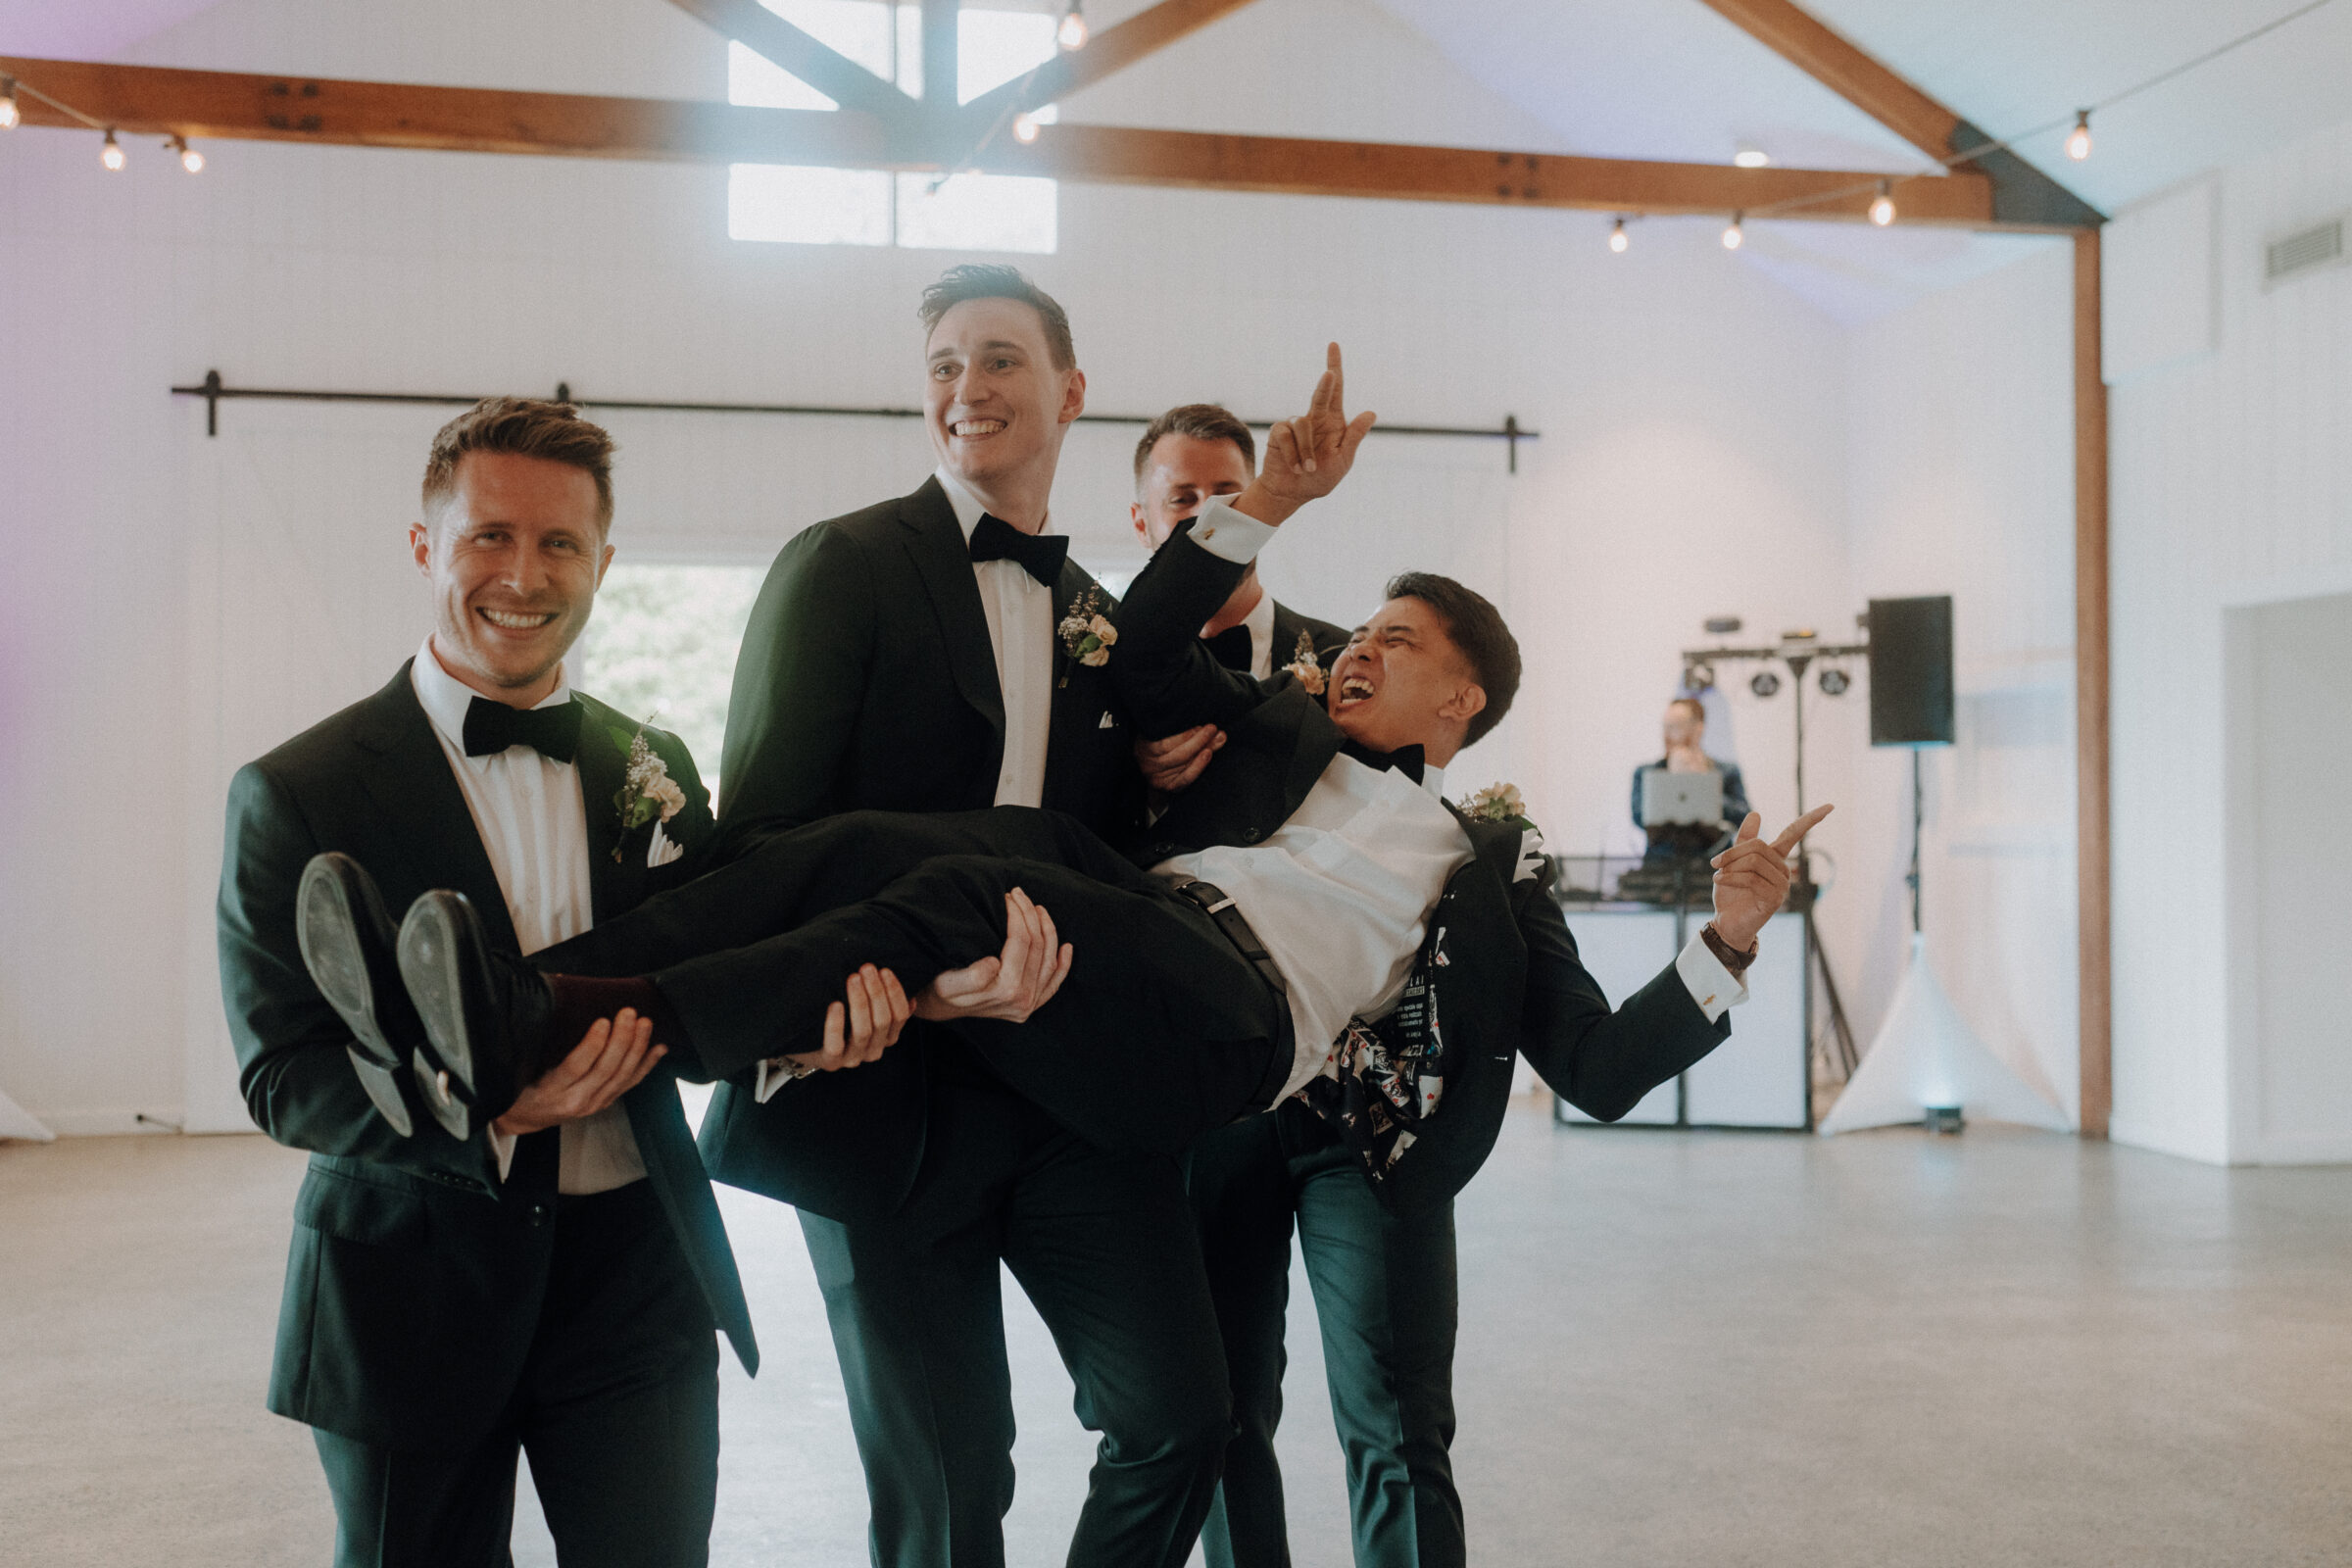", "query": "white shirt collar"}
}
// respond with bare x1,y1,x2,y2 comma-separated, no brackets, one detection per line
934,465,1053,544
411,635,573,753
1422,763,1446,801
1242,589,1275,651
